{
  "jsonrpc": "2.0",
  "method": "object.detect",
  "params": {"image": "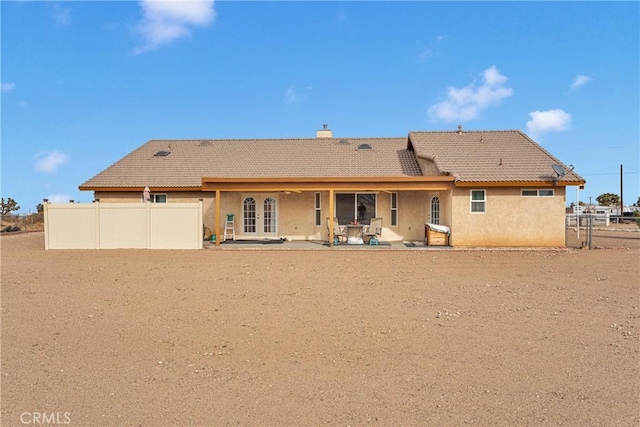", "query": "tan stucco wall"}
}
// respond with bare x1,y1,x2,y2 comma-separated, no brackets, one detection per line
275,192,320,240
94,187,566,246
93,190,452,243
390,190,452,242
450,186,567,247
